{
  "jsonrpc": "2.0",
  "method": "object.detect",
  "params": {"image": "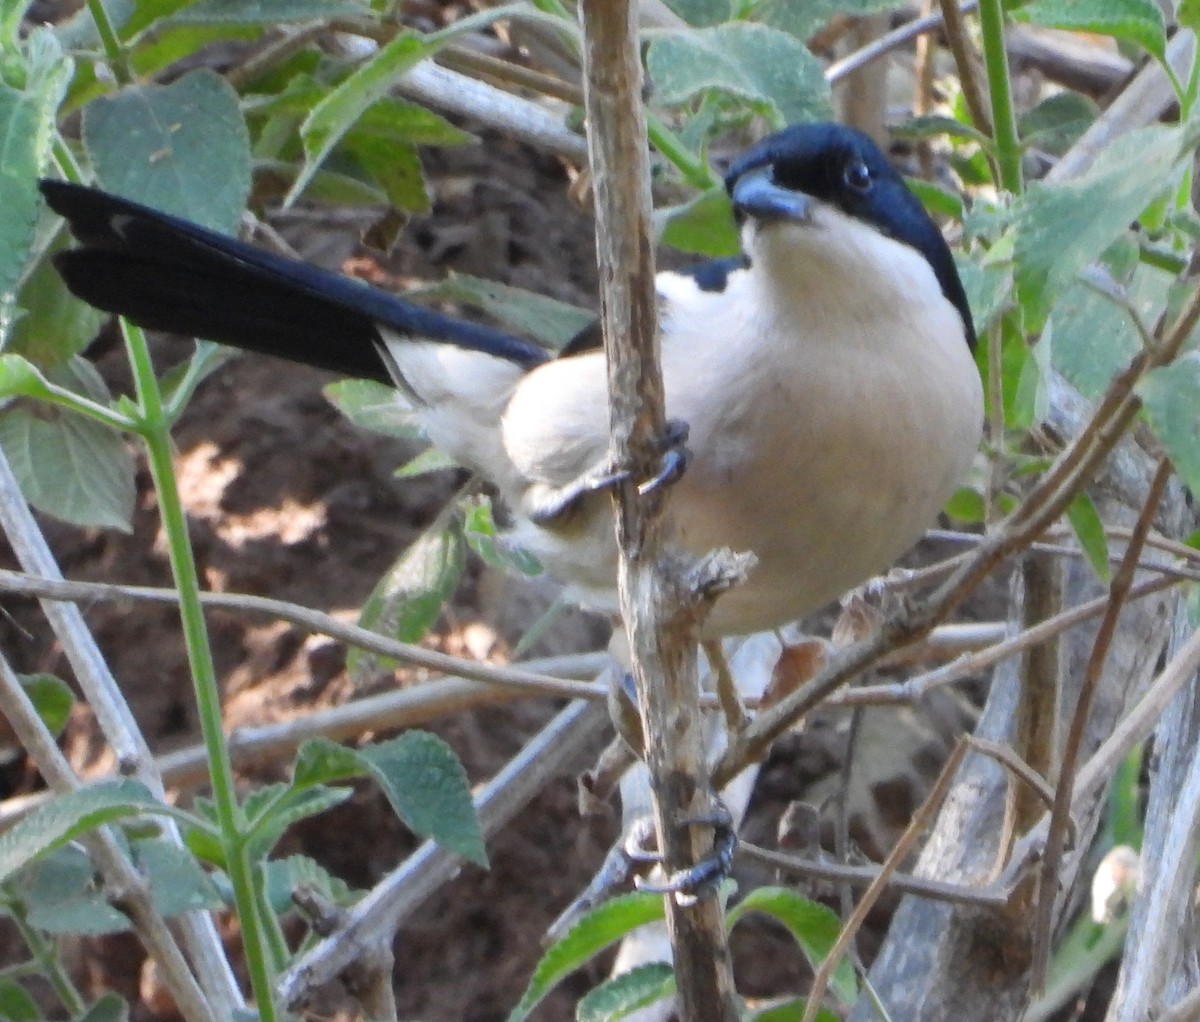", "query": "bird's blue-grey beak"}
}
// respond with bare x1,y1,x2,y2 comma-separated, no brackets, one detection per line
730,166,813,223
